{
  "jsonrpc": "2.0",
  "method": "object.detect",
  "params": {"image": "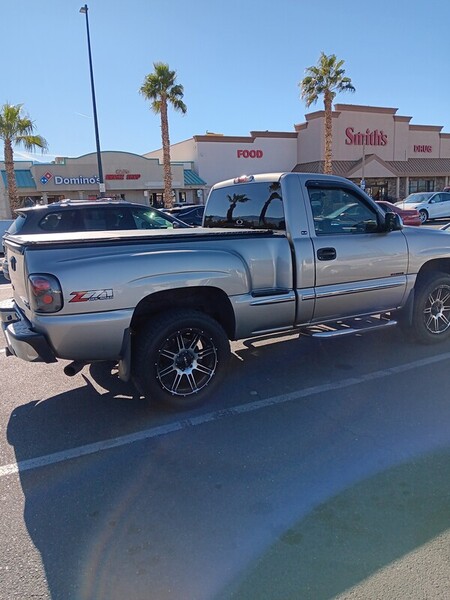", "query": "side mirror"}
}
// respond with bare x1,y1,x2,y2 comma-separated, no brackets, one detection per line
385,211,403,232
